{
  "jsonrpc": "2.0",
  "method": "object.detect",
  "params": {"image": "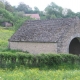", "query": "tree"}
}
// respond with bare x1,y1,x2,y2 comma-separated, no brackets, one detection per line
63,9,76,18
5,1,14,12
76,12,80,18
15,11,25,17
33,7,40,13
45,2,63,19
51,14,56,19
0,9,14,24
0,1,5,9
17,2,33,13
39,11,46,20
